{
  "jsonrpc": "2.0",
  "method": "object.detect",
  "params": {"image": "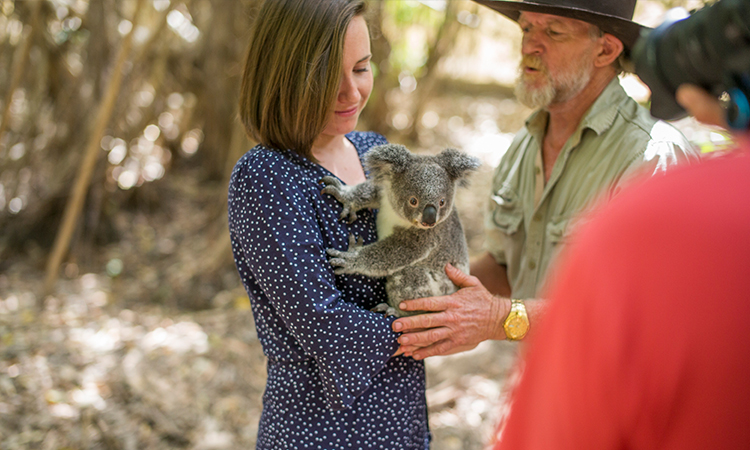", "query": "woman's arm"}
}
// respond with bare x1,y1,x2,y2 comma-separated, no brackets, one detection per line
228,152,398,410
